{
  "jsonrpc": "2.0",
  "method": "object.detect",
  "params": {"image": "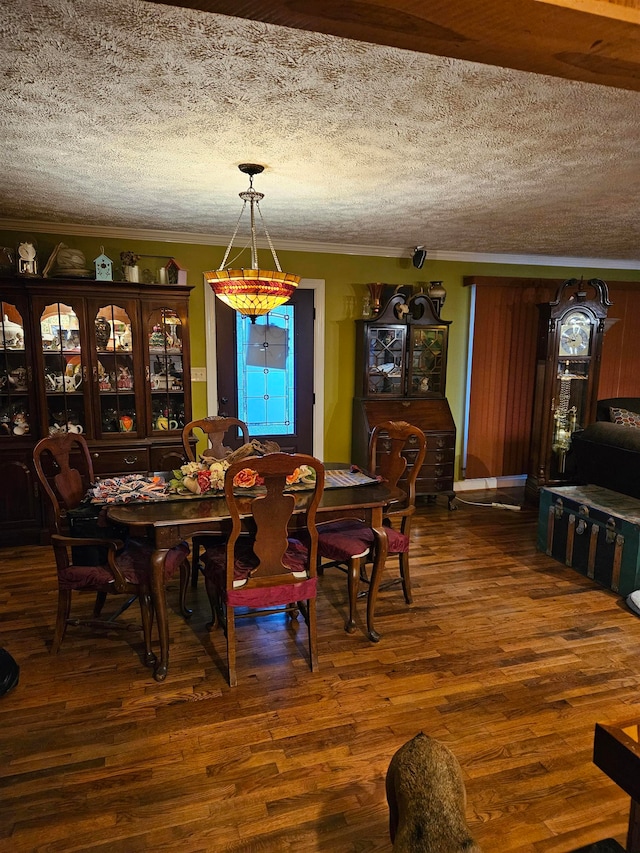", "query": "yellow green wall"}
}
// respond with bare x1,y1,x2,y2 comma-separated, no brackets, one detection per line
2,228,638,475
